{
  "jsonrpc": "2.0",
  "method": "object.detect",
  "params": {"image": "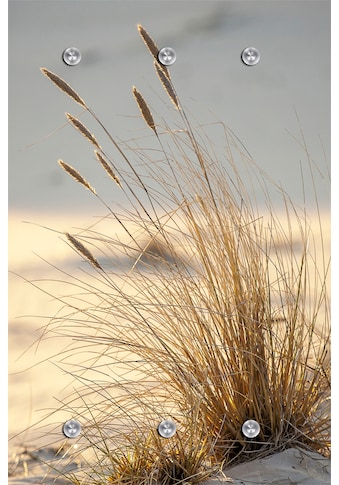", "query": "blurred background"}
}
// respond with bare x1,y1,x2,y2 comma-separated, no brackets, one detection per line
9,0,330,213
